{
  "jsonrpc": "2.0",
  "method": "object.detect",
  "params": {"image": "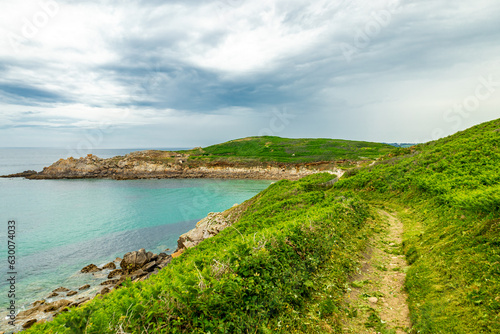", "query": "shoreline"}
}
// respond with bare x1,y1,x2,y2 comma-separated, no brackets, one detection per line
4,202,252,332
1,152,347,181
